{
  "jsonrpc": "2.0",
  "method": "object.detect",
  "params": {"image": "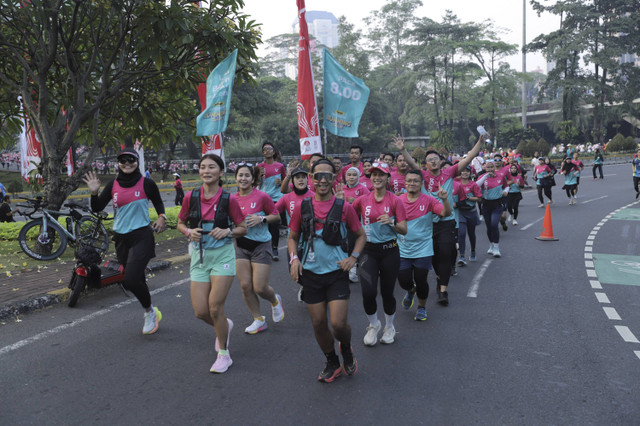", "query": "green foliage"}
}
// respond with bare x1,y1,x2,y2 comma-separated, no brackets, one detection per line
498,124,540,149
410,147,426,161
0,222,24,241
606,133,637,152
555,121,580,146
515,137,550,157
7,181,23,195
